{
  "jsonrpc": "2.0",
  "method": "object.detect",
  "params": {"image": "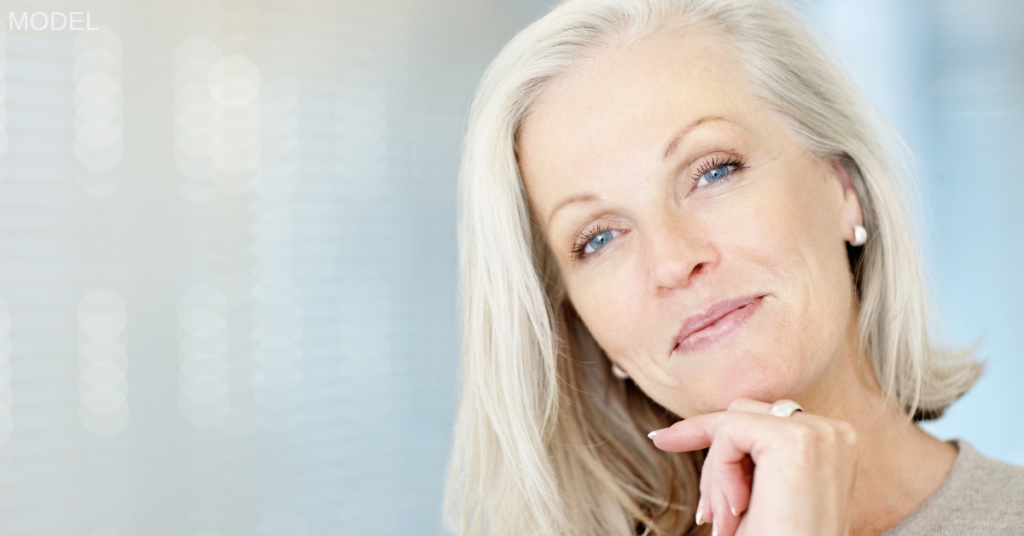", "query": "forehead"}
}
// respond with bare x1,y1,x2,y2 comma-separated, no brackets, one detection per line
517,29,765,221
